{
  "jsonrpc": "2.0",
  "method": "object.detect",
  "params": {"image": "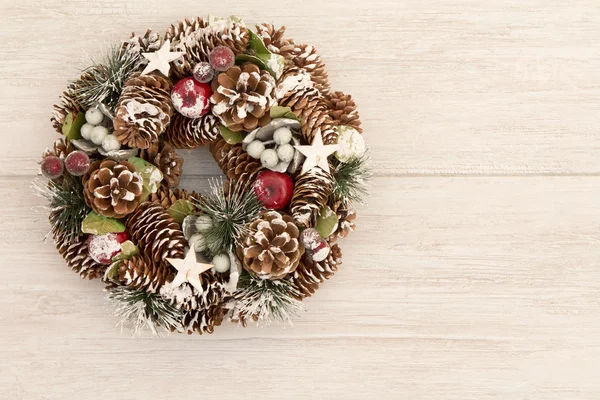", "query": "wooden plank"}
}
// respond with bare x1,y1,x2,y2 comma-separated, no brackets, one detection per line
1,176,599,398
